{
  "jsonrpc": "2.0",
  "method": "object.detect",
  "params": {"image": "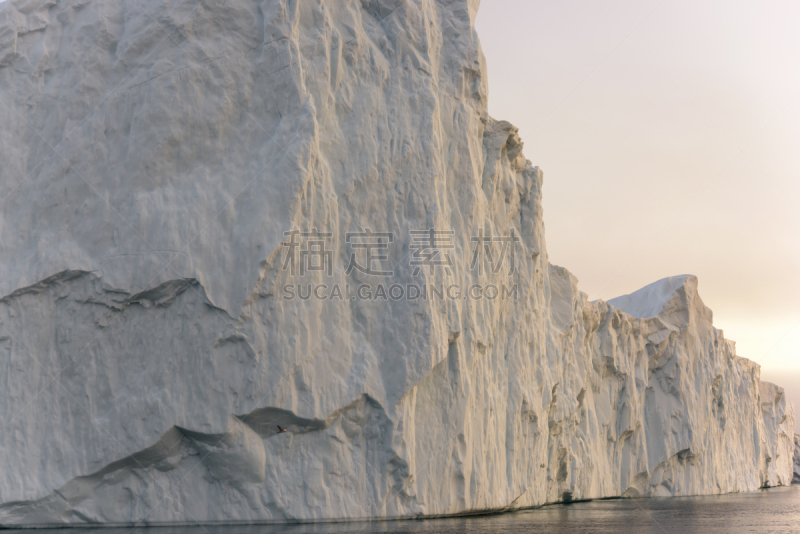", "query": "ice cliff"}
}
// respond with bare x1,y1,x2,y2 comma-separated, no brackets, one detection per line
0,0,795,526
794,435,800,484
